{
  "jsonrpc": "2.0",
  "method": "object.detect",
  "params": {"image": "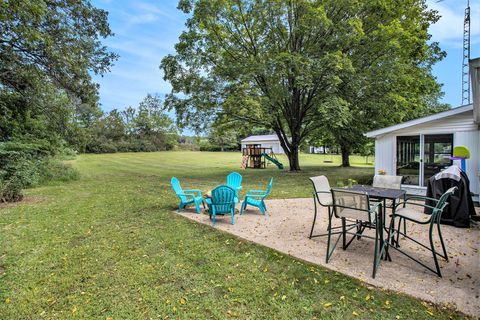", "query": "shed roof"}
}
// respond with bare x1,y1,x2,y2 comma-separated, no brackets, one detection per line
241,134,280,142
365,104,474,138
